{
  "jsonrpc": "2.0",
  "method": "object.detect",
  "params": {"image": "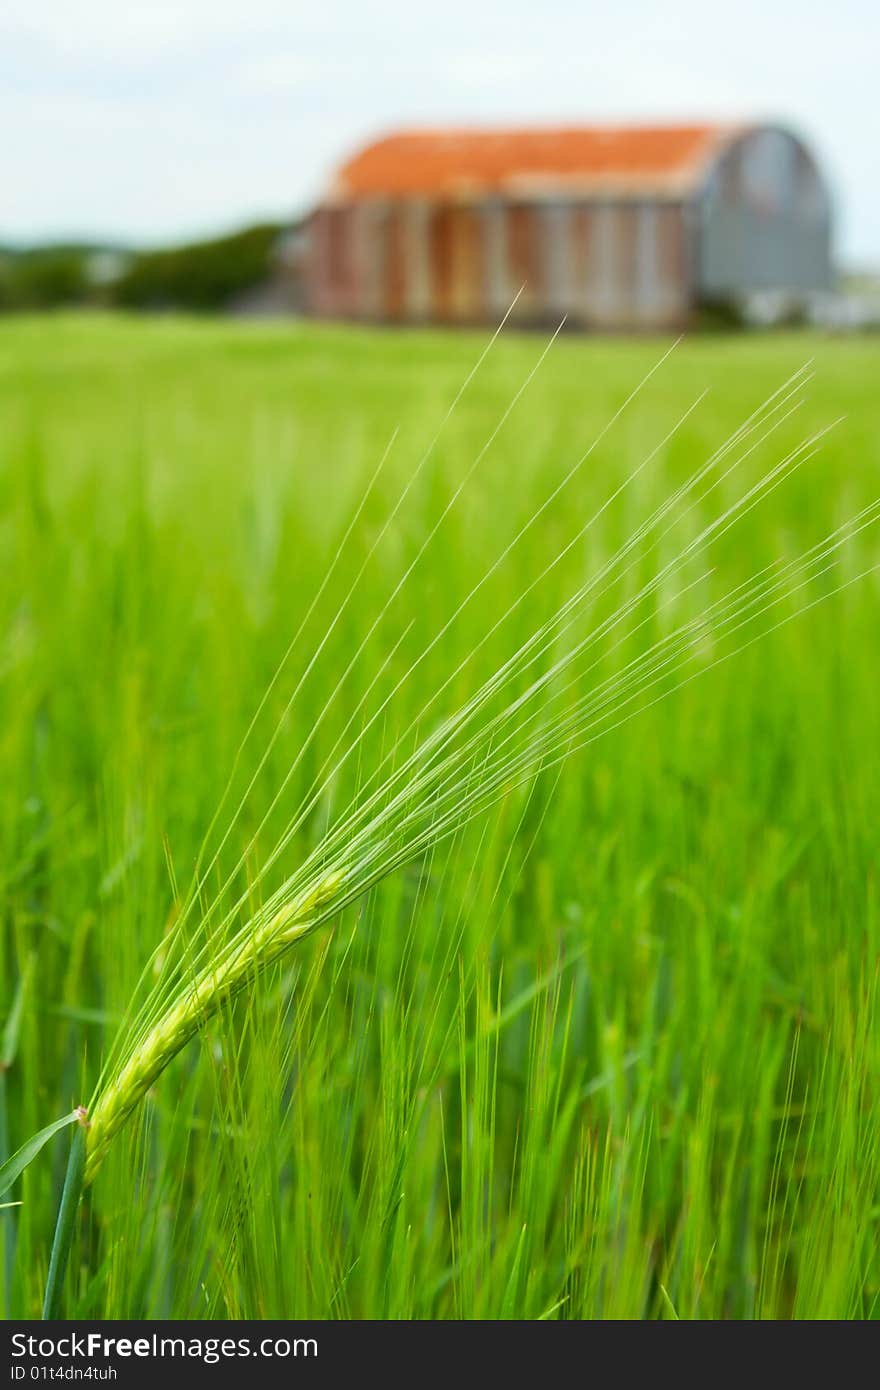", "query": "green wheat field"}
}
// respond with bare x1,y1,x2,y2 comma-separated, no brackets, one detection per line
1,314,878,1320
